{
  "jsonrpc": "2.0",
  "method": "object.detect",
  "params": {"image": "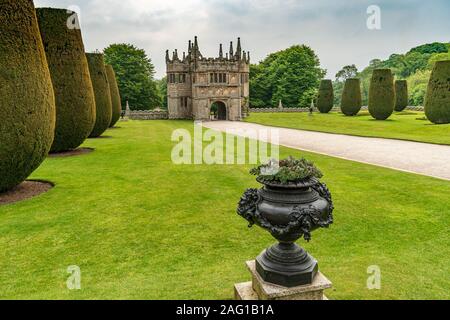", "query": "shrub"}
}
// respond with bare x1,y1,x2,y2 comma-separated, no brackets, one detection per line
105,64,122,127
250,156,323,185
340,78,362,116
316,80,334,113
368,69,395,120
394,80,408,112
425,60,450,124
36,8,96,152
86,53,112,137
407,69,431,106
0,0,56,192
